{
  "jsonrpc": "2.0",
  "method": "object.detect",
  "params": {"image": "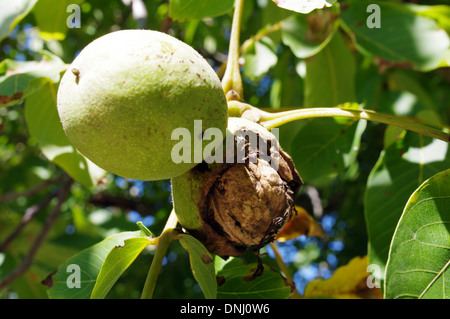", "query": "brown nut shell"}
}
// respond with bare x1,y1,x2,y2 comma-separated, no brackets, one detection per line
171,117,302,257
